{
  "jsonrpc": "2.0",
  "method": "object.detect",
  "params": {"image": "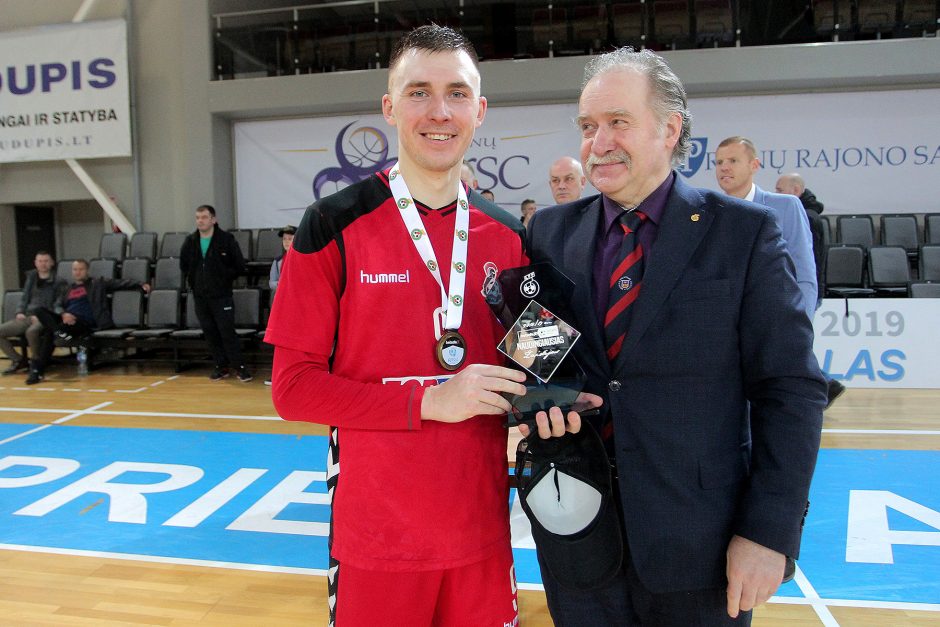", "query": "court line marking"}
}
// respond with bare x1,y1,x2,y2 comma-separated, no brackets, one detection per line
0,402,113,446
792,564,840,626
0,543,936,614
5,405,940,432
1,374,183,395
